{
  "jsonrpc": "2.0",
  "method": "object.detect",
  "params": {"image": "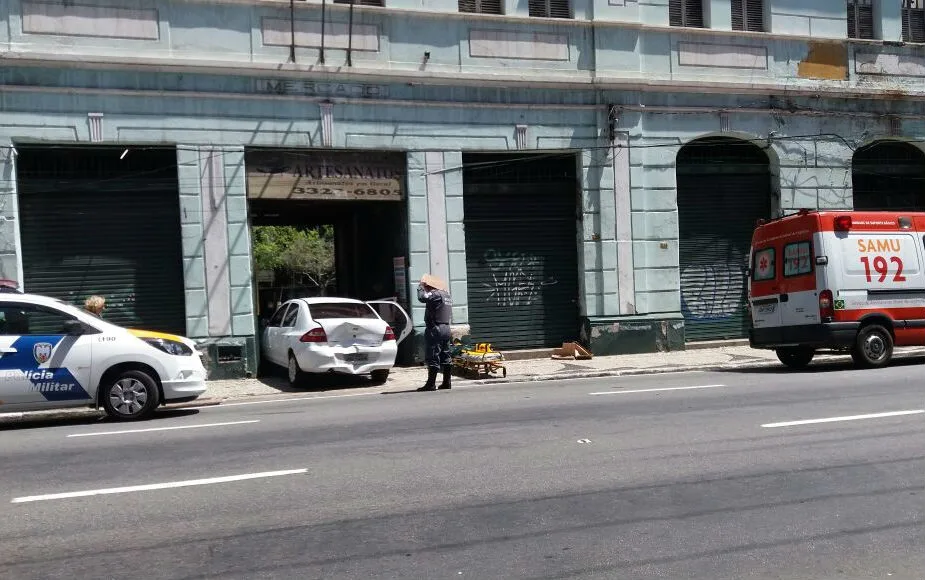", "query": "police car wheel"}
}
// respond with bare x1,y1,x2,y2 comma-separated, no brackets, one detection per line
851,325,893,368
102,370,160,421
